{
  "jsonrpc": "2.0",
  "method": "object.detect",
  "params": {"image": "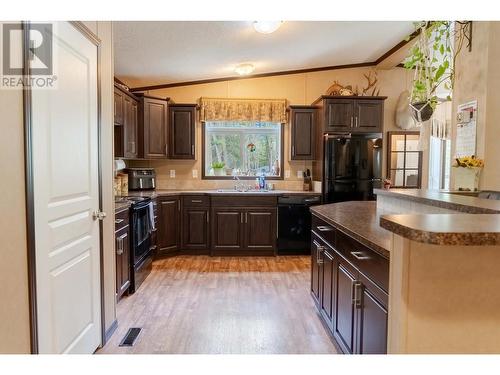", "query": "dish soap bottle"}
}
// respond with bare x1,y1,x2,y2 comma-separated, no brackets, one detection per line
259,174,266,190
